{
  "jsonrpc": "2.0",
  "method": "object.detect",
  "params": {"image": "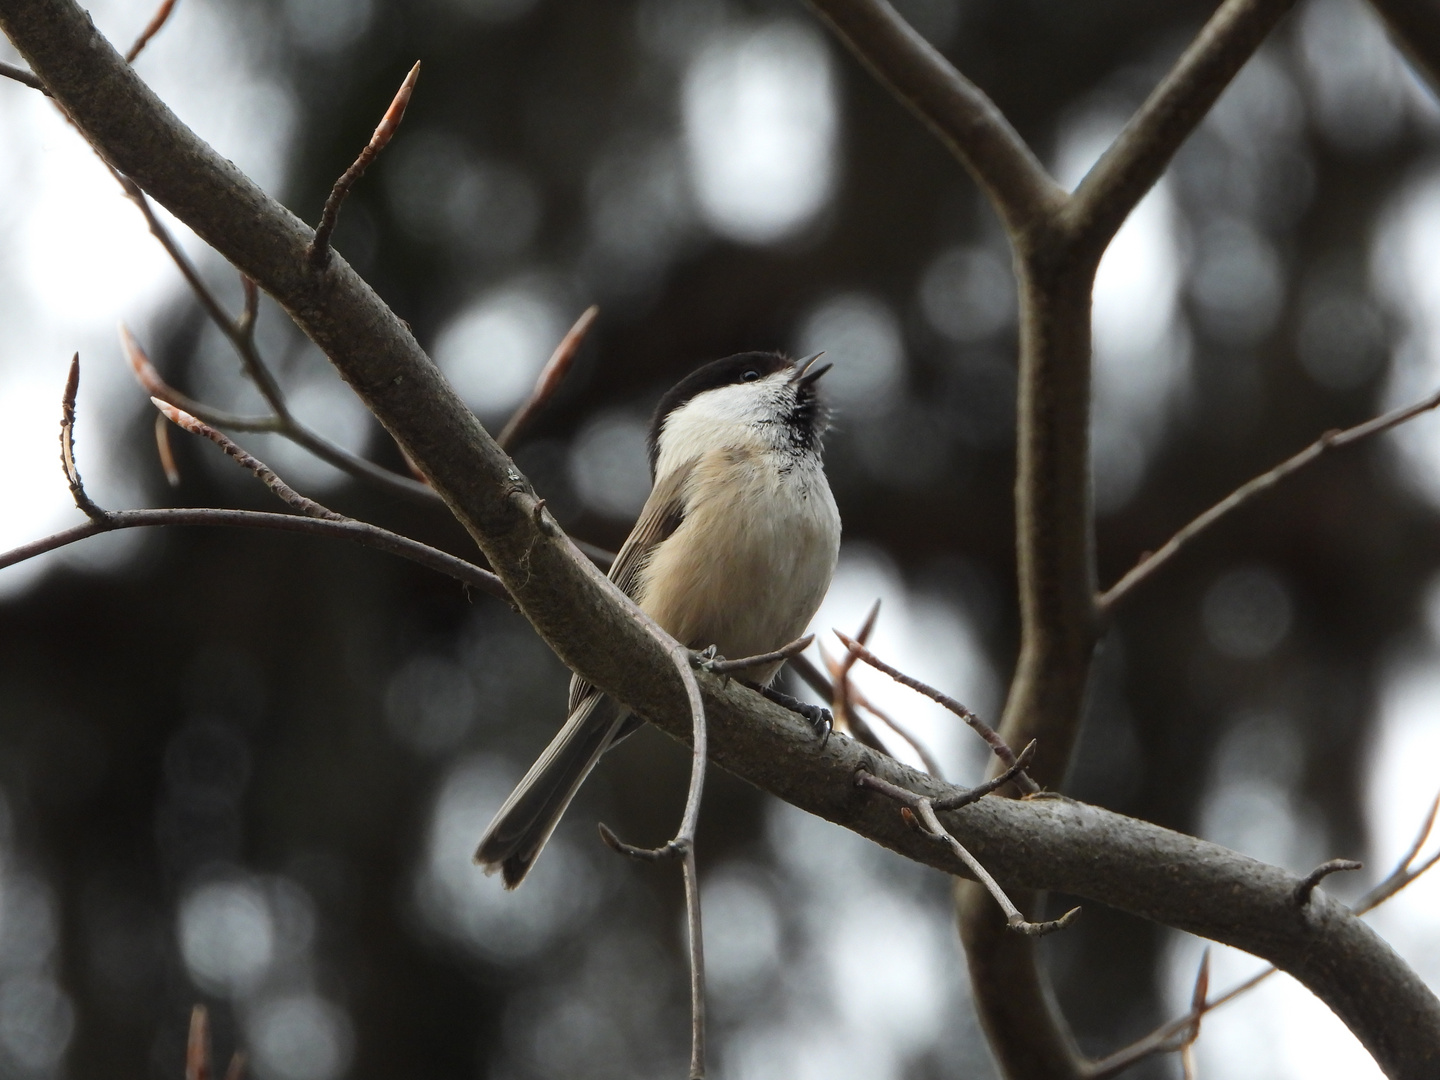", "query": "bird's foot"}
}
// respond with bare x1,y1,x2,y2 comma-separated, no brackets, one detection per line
690,644,726,677
747,682,833,747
